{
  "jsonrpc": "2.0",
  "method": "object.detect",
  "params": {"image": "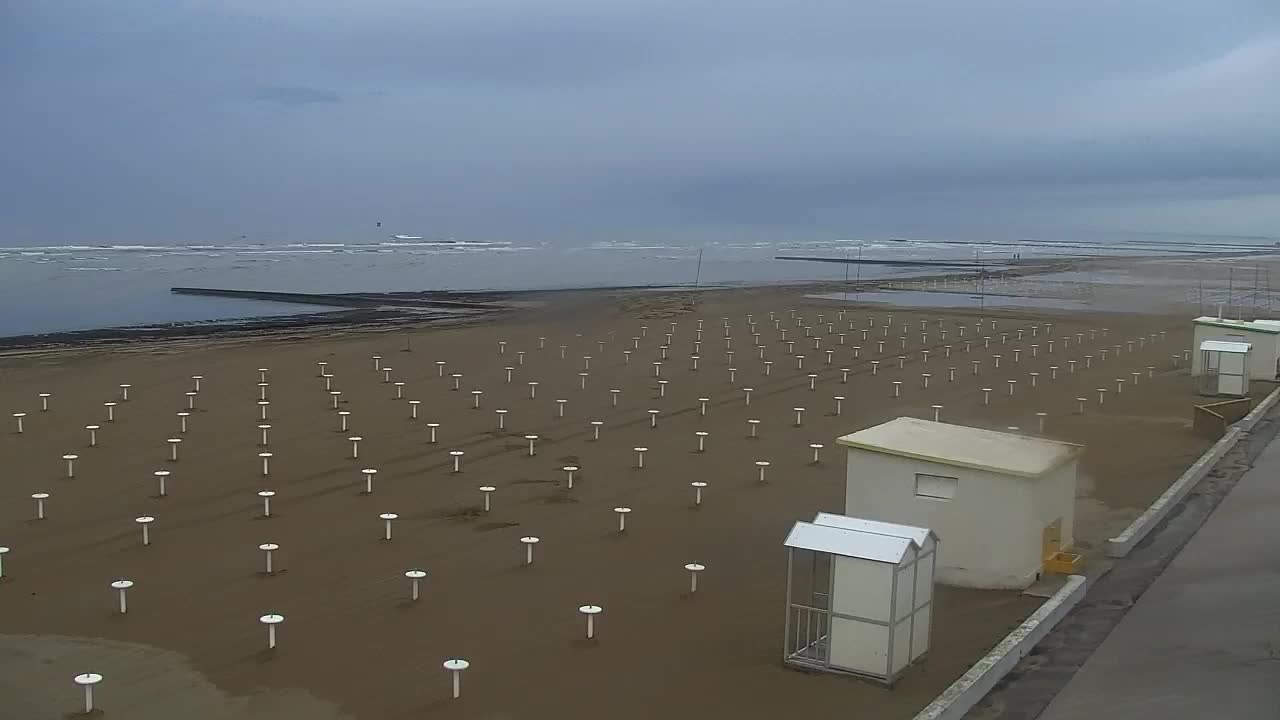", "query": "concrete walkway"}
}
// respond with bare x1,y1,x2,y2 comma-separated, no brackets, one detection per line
1037,437,1280,719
